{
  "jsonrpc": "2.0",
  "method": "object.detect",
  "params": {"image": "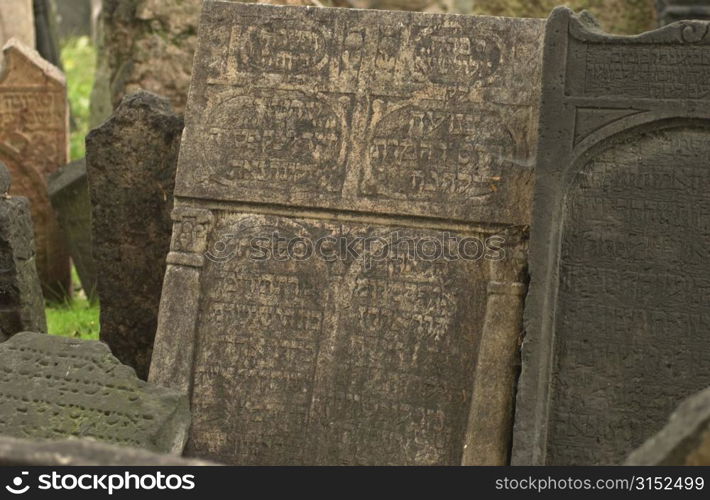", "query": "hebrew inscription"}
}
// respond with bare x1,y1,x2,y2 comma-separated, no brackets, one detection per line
151,2,542,466
177,2,543,226
513,8,710,465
